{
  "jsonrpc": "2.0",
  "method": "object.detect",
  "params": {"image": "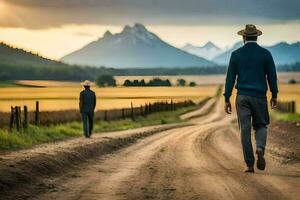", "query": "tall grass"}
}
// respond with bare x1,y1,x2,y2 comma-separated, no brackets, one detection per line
270,110,300,122
0,105,196,151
